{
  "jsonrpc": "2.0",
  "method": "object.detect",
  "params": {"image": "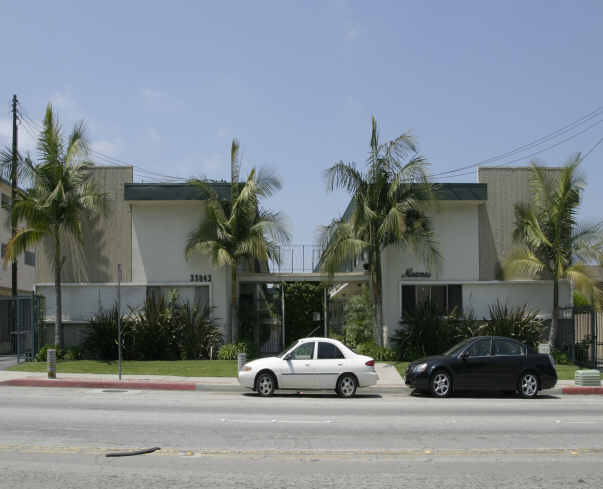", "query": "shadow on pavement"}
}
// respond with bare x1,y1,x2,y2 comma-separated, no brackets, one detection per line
242,392,382,399
410,389,560,400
